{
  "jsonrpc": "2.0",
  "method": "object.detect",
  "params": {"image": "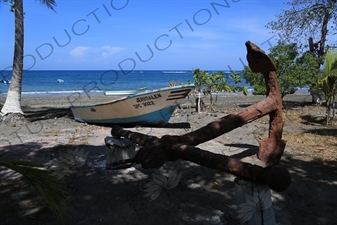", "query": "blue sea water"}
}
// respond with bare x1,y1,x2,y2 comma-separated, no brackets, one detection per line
0,70,253,96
